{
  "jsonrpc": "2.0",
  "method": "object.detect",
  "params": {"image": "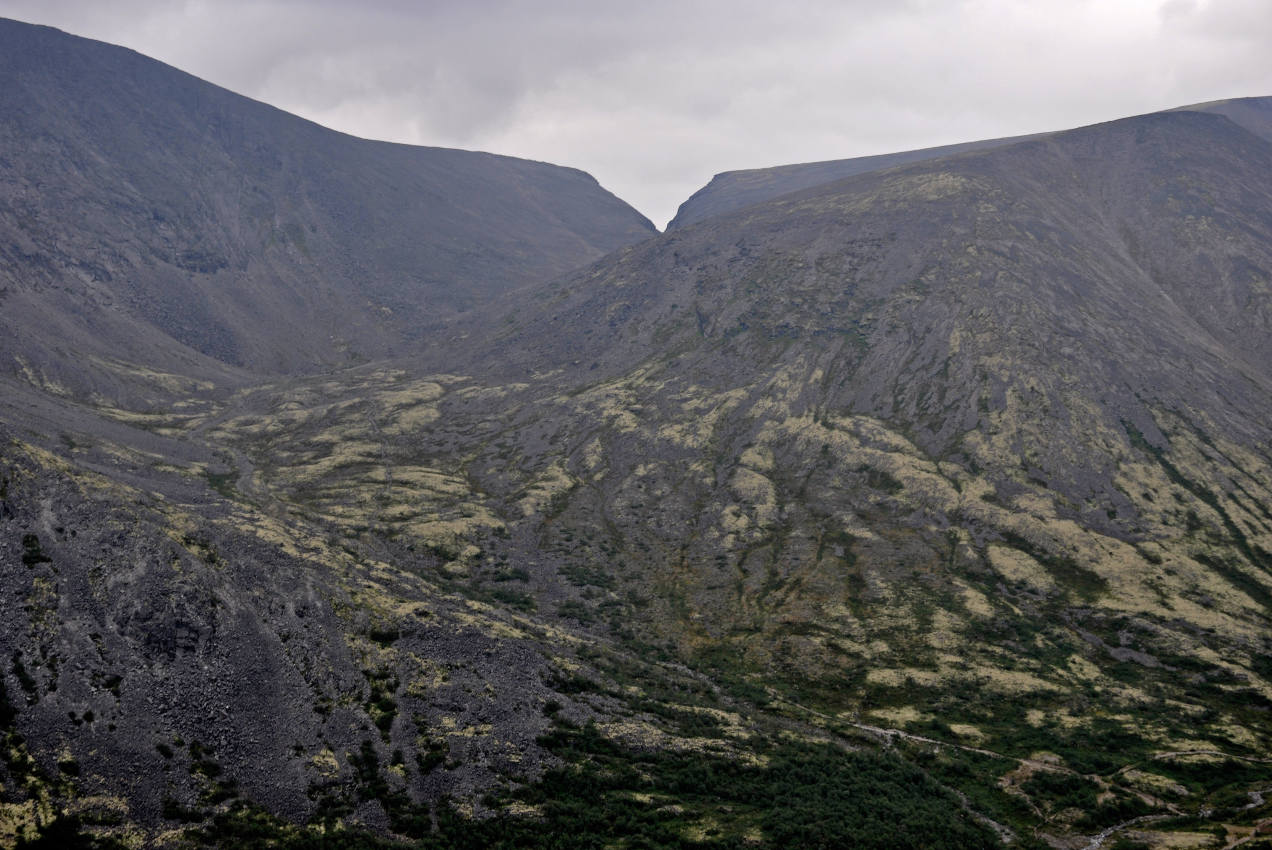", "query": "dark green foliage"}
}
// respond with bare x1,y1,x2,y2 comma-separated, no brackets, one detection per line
487,587,536,611
1020,769,1099,813
755,745,997,849
163,797,204,823
14,814,129,849
188,741,221,778
92,672,123,697
349,740,389,800
1193,552,1272,611
422,541,461,562
347,740,434,839
0,674,15,731
308,783,356,828
1151,757,1272,796
814,528,857,564
557,599,596,624
173,722,1004,849
1135,545,1163,565
368,626,400,646
544,669,599,695
1050,725,1148,776
194,802,400,848
11,653,38,703
415,737,448,774
908,746,1038,836
973,713,1149,777
20,533,51,567
204,469,237,500
187,740,239,805
364,667,399,741
179,534,222,565
1123,420,1272,600
862,466,904,494
1073,795,1154,830
999,530,1108,599
559,563,616,588
690,645,771,706
1107,839,1151,850
503,722,1001,850
631,699,724,737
